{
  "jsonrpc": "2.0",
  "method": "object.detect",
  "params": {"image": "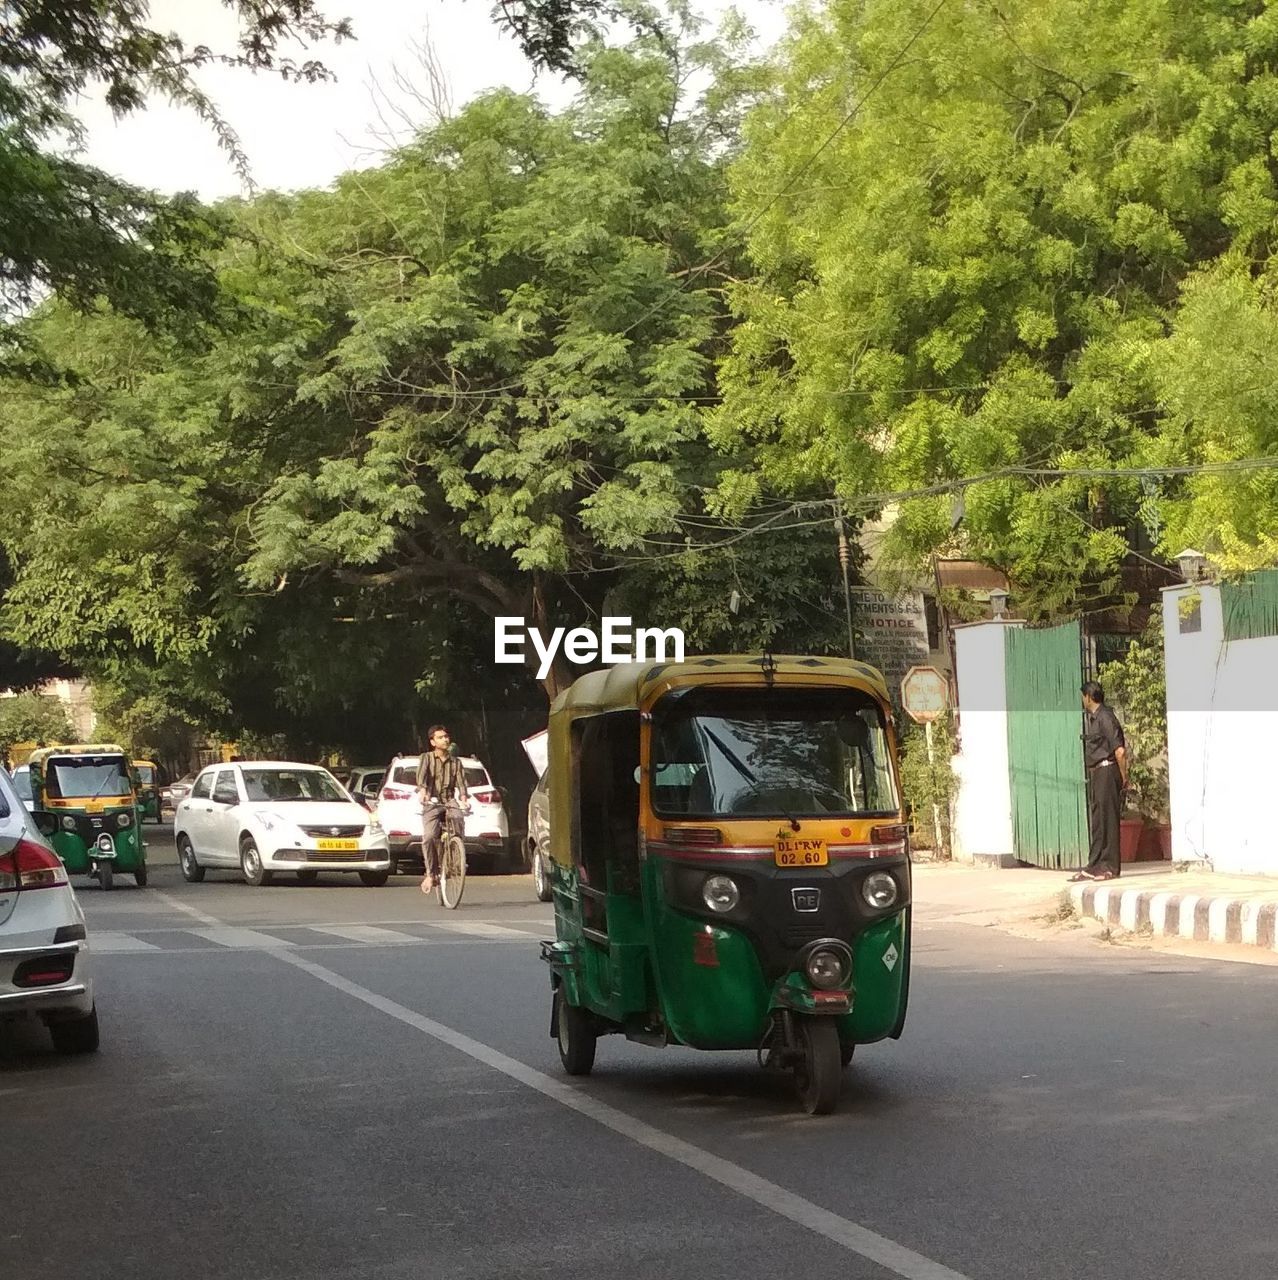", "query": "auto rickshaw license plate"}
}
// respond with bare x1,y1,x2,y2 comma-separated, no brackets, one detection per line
317,839,360,851
774,836,829,867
